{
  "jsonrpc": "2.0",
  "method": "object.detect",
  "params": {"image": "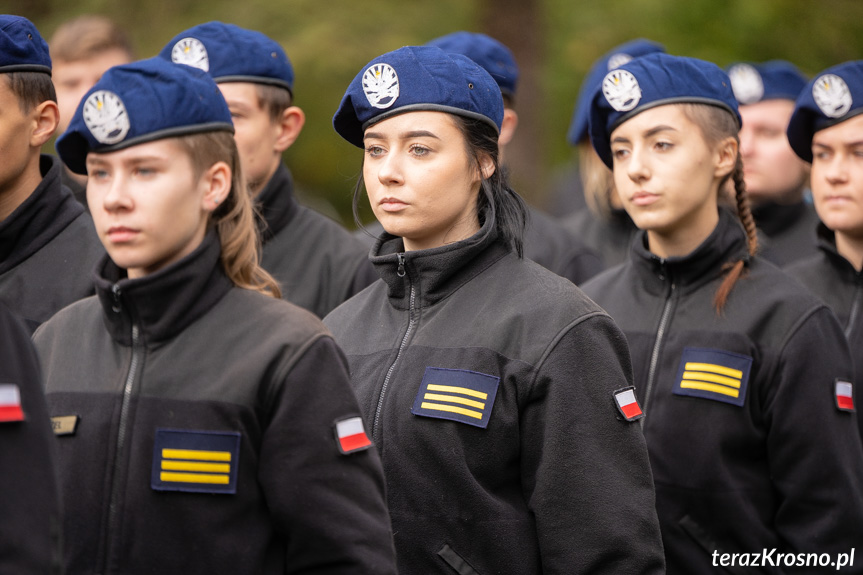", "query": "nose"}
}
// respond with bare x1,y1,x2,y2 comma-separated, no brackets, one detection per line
625,146,649,183
376,151,403,186
823,154,849,186
99,172,134,213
